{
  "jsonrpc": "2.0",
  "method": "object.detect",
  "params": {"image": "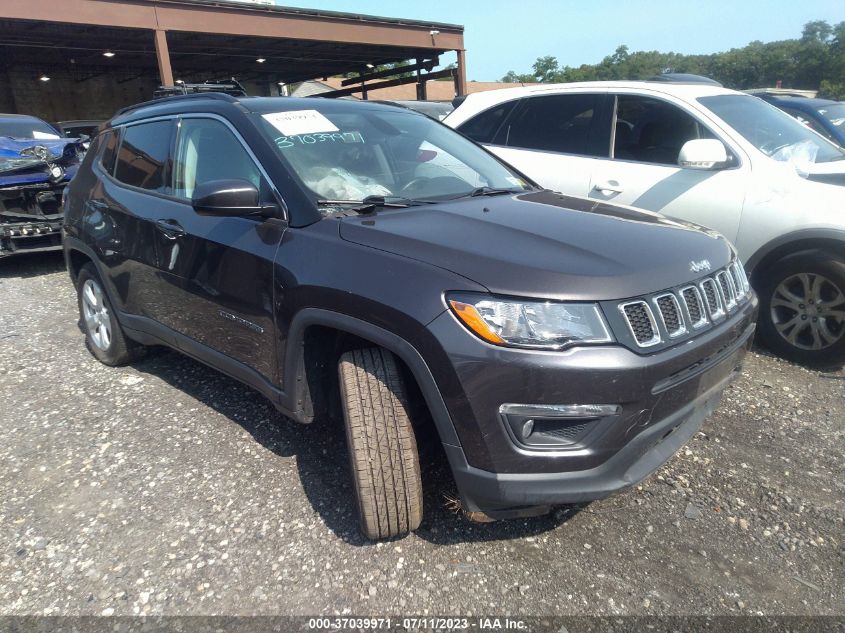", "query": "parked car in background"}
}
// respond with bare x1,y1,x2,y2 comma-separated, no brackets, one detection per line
754,95,845,148
55,120,103,148
1,113,85,258
446,80,845,366
63,94,756,540
379,100,454,121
